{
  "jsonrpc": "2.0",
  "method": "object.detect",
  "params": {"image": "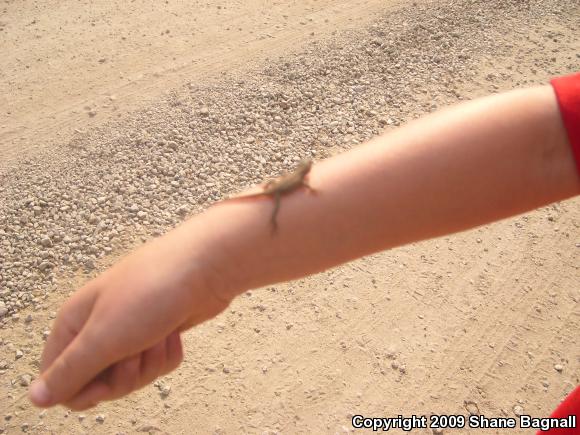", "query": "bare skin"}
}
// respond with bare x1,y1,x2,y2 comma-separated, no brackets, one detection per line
29,85,580,410
222,159,314,232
